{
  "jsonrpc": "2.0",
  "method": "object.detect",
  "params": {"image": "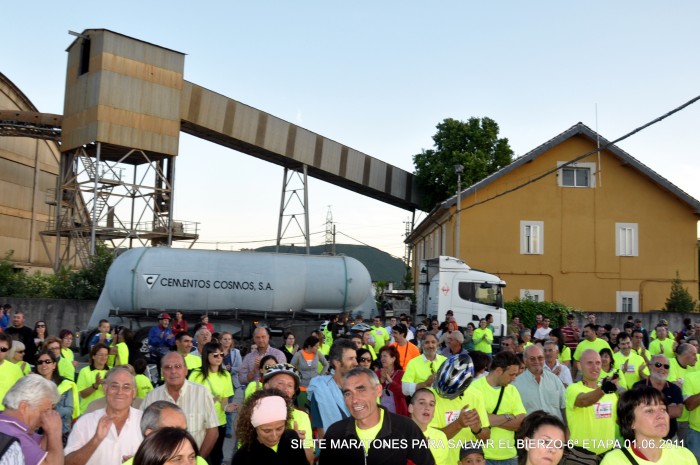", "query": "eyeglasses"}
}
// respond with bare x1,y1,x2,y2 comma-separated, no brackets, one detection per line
36,359,54,365
107,383,134,393
0,347,9,352
47,346,60,351
654,362,671,369
210,353,224,358
263,365,276,370
163,364,185,371
358,357,372,362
